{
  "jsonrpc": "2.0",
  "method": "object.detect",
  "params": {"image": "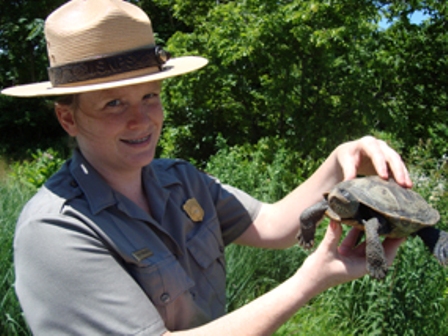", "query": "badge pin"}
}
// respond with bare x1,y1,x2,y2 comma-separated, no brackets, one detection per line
183,198,204,222
132,248,153,262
